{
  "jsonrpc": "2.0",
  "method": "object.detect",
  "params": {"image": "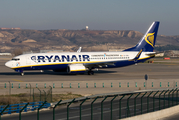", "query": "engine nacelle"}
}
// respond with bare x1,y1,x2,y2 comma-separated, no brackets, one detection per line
67,64,86,73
